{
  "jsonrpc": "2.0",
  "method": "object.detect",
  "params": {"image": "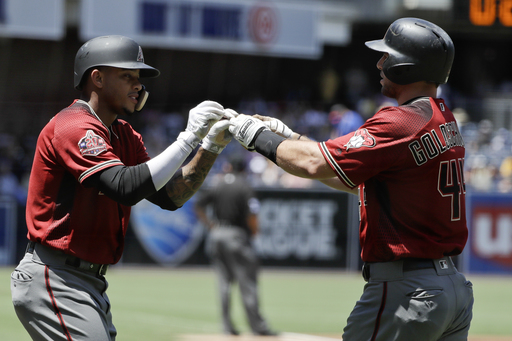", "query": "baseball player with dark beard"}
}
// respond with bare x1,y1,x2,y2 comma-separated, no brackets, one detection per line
225,18,474,340
10,35,234,340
